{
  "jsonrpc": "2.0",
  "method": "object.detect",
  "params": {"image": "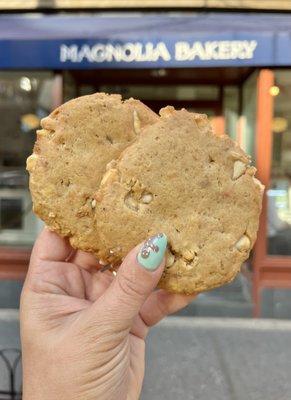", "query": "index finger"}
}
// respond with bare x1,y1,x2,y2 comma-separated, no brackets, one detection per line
30,227,73,265
140,289,196,328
